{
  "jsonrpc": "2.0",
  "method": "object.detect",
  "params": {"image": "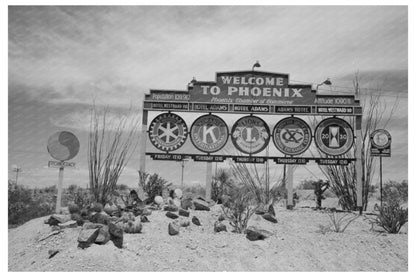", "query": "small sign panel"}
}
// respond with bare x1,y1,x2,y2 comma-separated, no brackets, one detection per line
370,129,391,157
315,118,354,156
48,161,76,168
47,131,80,161
273,157,310,164
148,113,188,152
190,114,229,153
231,116,270,155
272,117,312,156
192,155,226,162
